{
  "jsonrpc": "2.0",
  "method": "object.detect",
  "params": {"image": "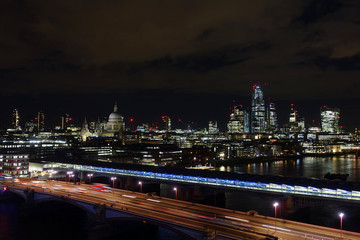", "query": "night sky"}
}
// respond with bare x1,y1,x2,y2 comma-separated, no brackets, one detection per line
1,0,360,130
